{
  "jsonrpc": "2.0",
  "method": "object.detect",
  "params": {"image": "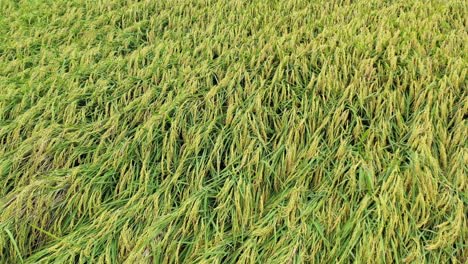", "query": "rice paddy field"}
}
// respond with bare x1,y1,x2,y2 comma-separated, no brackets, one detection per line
0,0,467,263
